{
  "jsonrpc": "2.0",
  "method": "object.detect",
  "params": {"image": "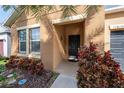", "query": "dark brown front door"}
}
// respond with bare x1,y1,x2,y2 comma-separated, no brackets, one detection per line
0,40,3,56
68,35,80,57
